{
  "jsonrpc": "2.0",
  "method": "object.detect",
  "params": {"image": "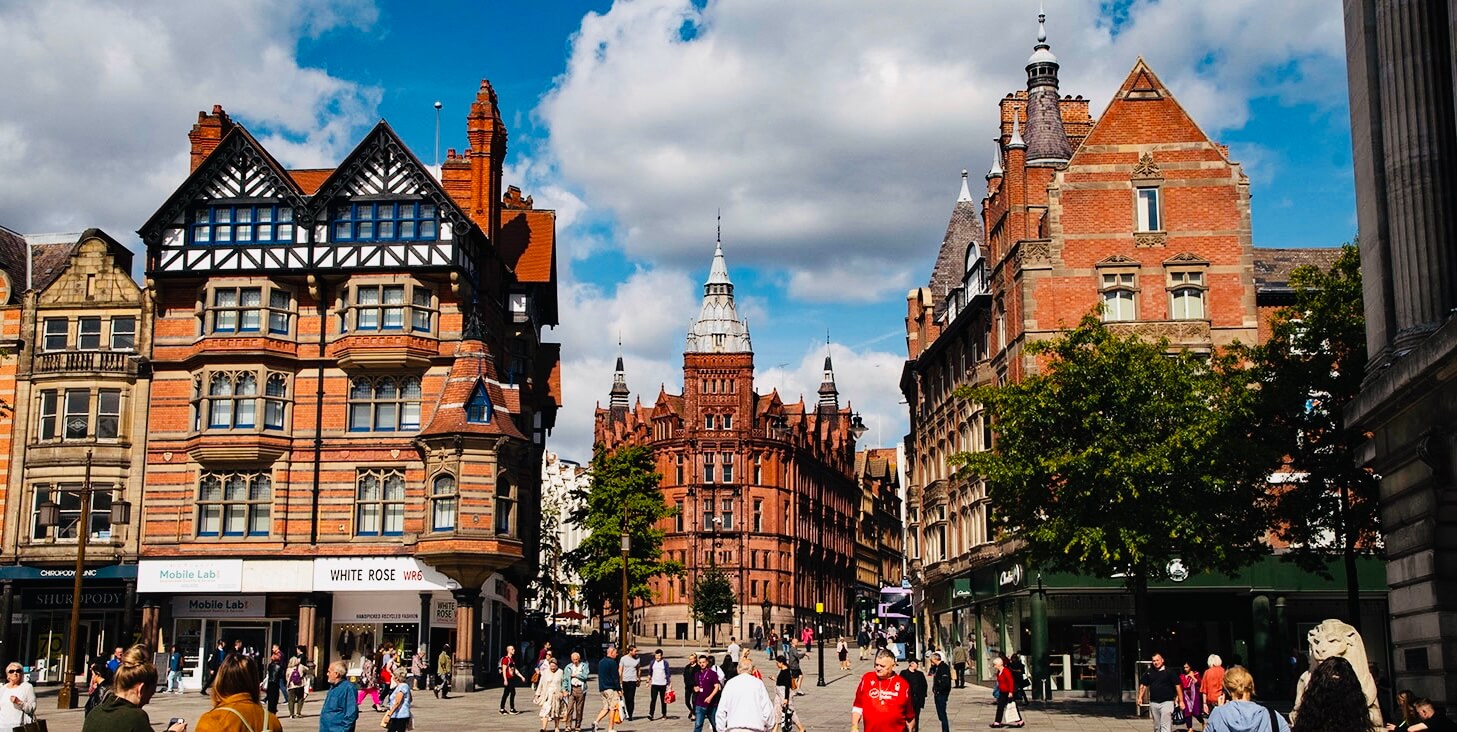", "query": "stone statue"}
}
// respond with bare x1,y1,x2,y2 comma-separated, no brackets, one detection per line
1291,619,1382,729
